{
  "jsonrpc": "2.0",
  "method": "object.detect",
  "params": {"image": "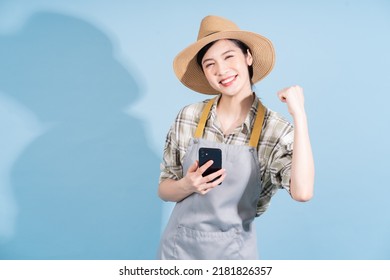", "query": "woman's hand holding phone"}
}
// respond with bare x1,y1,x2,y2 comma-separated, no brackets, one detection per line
183,160,226,195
